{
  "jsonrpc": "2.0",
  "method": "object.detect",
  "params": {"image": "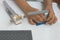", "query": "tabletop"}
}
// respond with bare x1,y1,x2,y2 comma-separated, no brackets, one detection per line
0,0,60,40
